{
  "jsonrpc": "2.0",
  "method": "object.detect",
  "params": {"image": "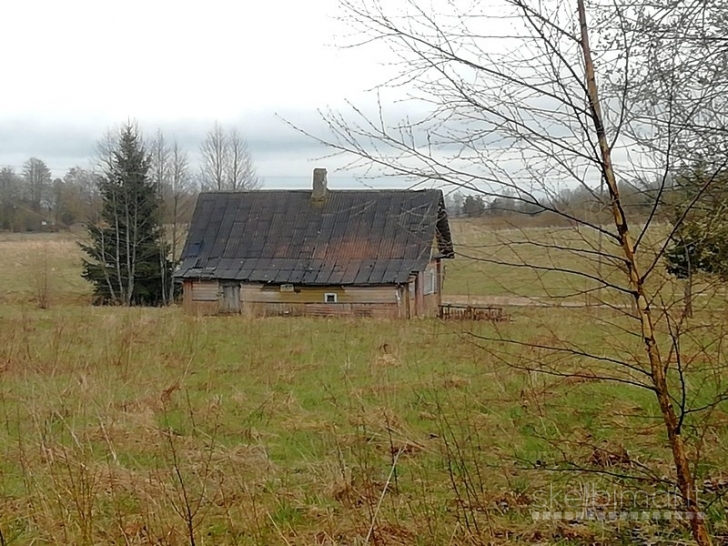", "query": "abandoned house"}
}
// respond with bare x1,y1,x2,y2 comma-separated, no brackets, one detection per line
174,168,454,318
